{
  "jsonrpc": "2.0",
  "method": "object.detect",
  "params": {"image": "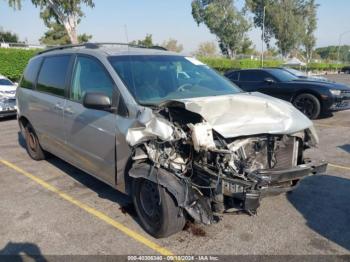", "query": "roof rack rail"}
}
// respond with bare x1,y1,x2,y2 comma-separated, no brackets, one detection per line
37,43,97,55
148,45,167,51
37,42,168,55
